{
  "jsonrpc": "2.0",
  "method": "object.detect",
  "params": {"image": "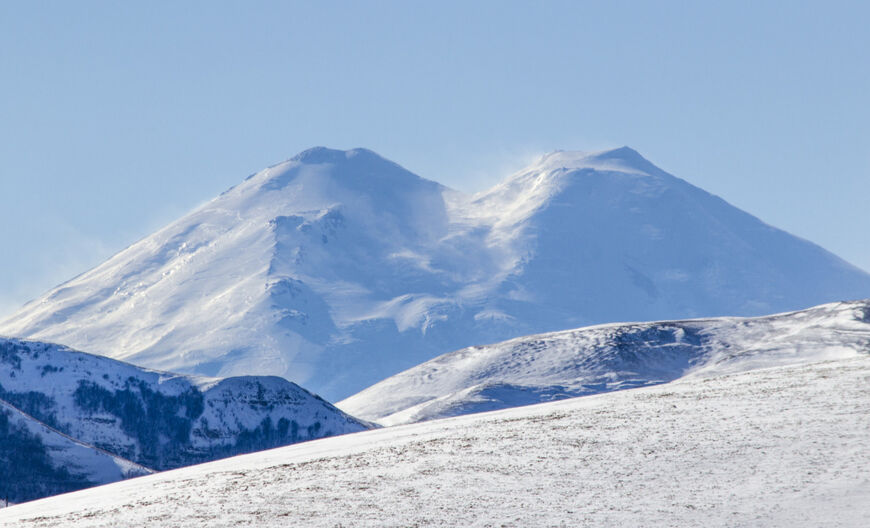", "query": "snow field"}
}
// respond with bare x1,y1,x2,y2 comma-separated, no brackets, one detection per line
3,356,868,527
339,299,870,424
